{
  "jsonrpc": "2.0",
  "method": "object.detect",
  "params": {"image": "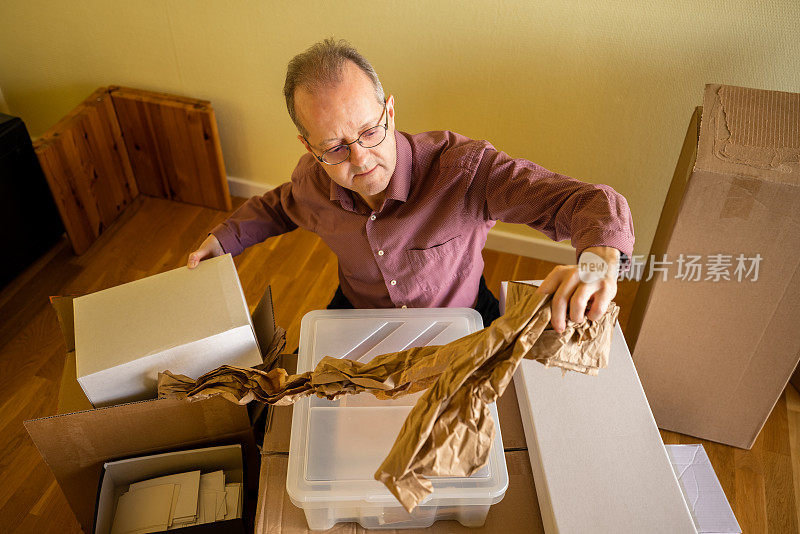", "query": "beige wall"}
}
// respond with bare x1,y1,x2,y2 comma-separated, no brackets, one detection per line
1,1,797,256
